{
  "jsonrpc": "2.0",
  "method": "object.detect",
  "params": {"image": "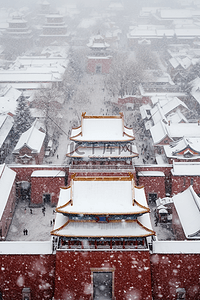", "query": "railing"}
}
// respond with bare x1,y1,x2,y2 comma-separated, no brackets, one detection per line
58,239,148,250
